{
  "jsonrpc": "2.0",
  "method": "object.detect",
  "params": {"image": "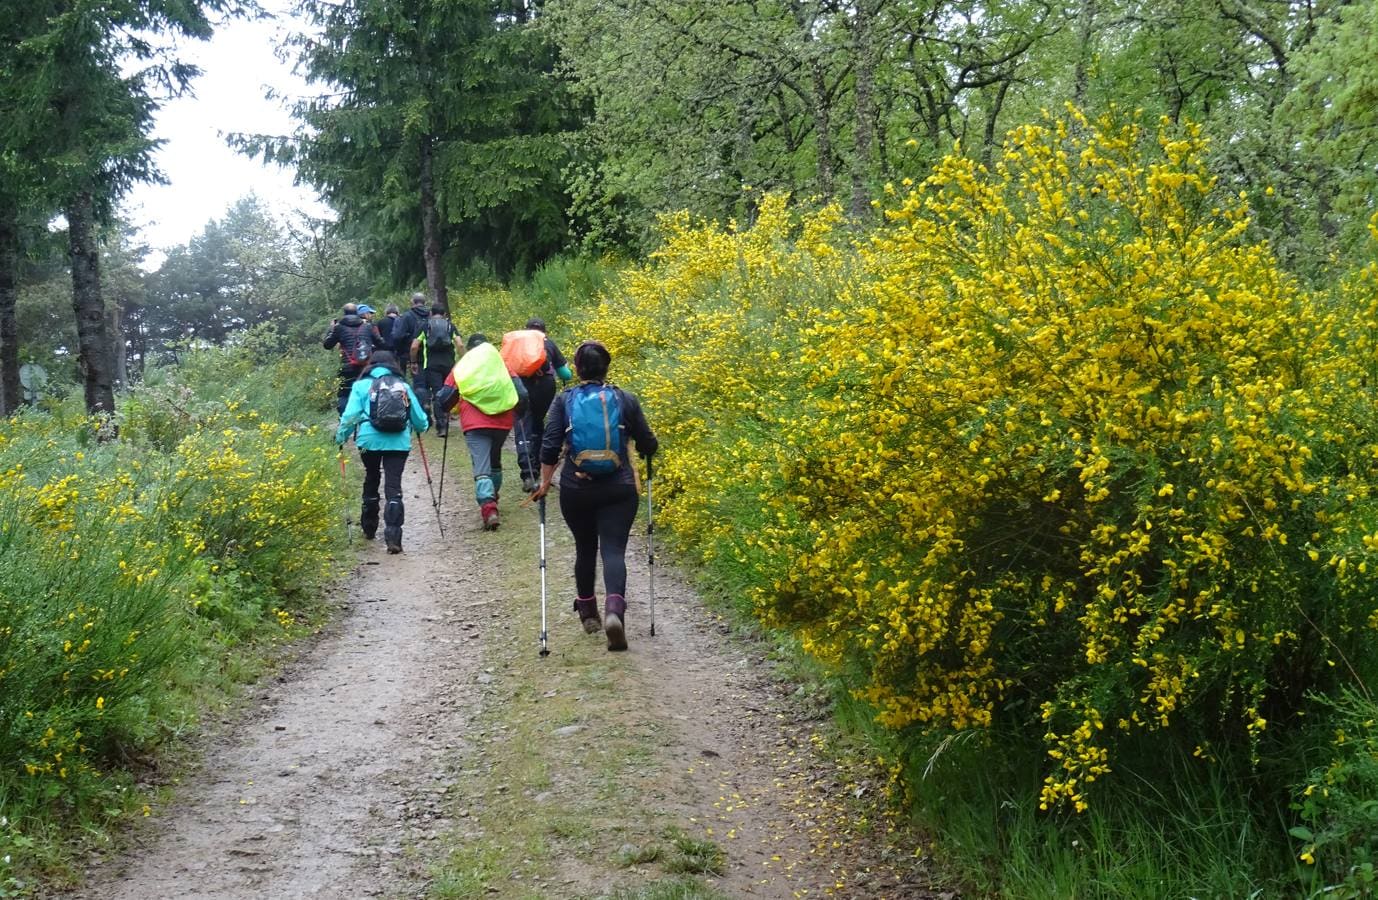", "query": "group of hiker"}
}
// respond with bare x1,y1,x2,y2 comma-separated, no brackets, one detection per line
325,298,657,651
